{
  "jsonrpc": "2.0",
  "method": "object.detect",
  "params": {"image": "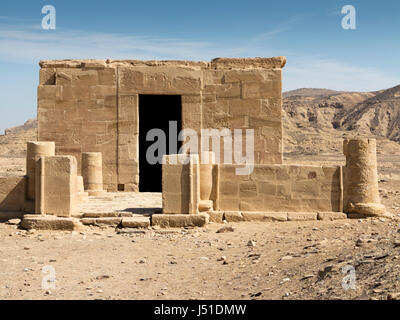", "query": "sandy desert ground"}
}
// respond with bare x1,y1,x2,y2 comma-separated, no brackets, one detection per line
1,207,400,300
1,150,400,300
